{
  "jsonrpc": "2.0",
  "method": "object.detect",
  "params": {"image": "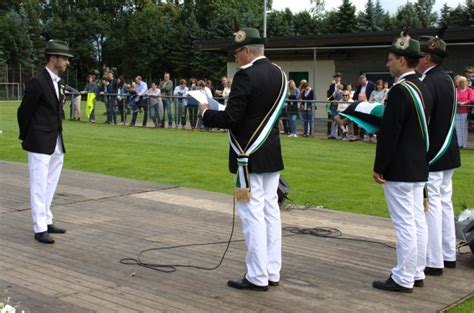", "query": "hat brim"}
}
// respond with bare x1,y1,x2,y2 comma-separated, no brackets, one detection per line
46,50,74,58
229,38,266,50
387,46,422,59
420,47,447,58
